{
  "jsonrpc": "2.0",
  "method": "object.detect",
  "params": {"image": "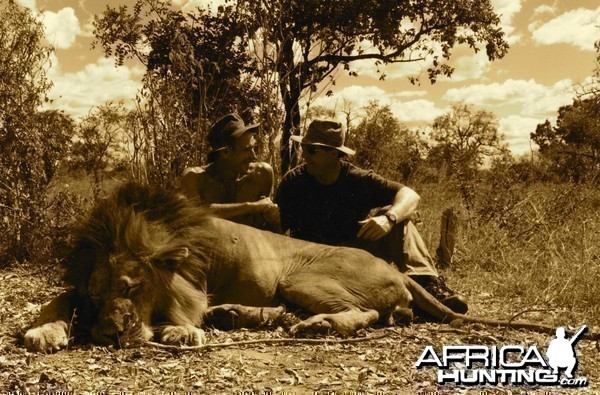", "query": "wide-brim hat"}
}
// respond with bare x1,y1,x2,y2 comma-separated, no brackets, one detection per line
291,119,355,155
206,113,259,162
